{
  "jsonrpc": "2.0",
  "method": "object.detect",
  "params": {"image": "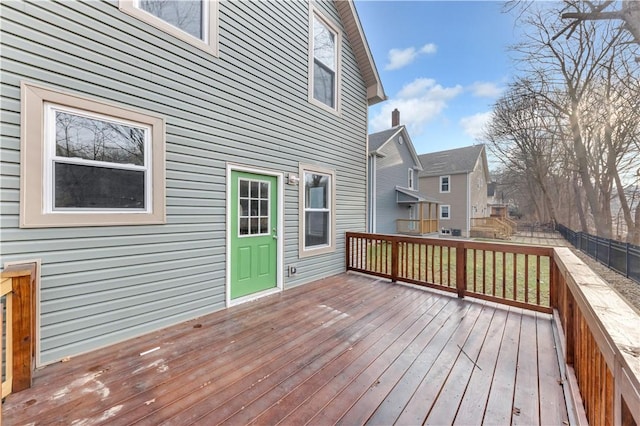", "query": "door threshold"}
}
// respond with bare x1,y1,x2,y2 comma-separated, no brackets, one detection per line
228,287,282,307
